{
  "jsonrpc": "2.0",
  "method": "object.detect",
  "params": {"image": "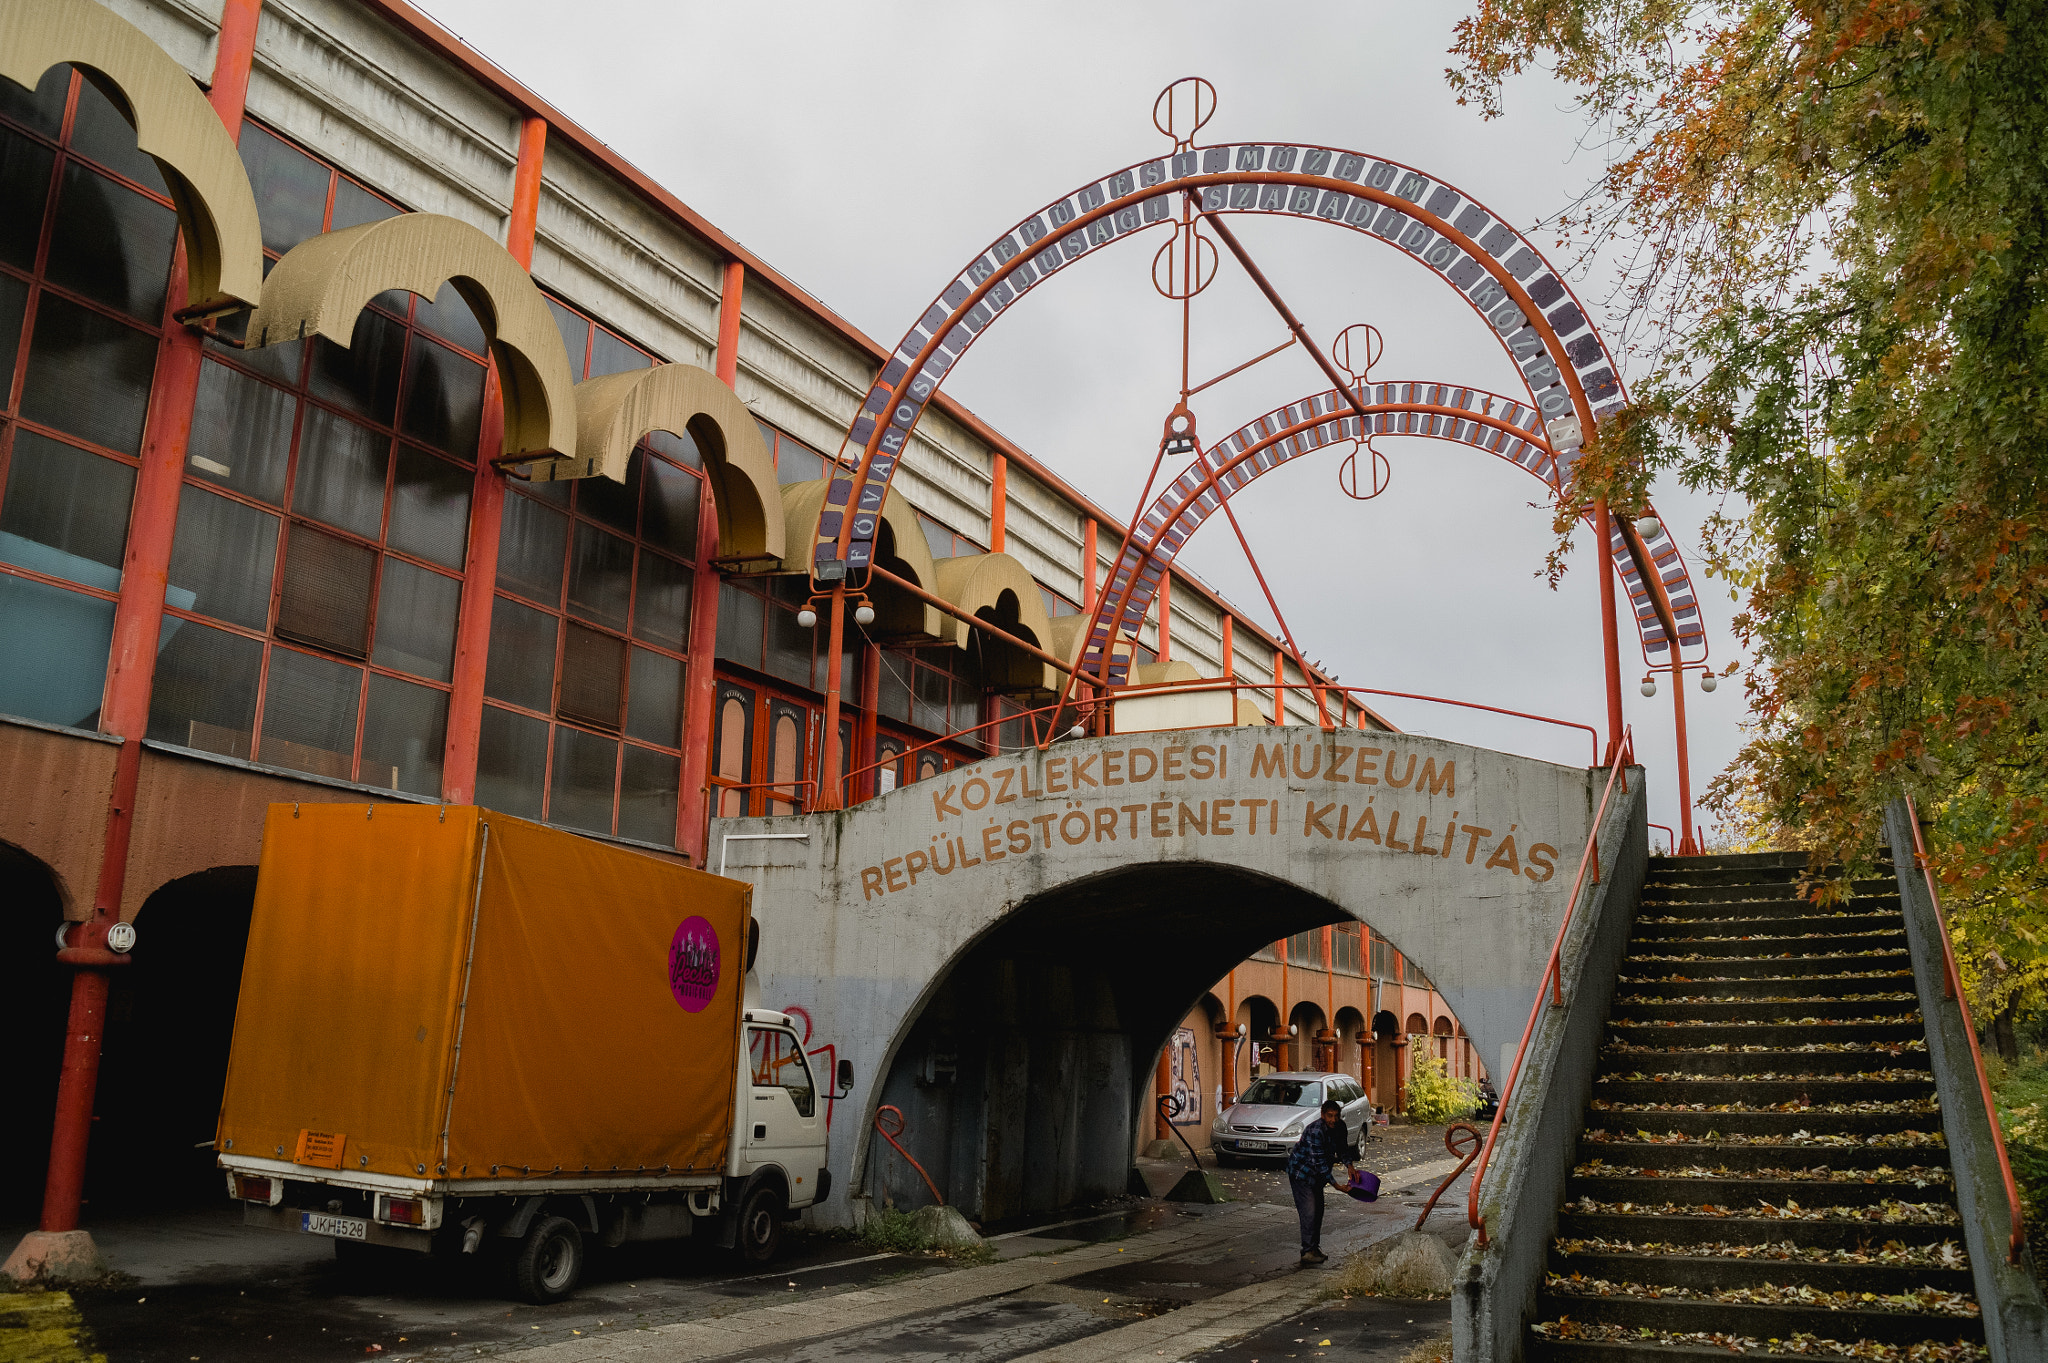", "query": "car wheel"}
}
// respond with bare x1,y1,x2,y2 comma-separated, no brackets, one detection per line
736,1183,785,1264
511,1215,584,1304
